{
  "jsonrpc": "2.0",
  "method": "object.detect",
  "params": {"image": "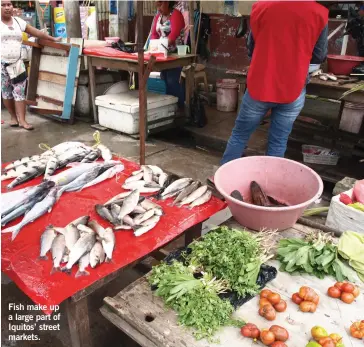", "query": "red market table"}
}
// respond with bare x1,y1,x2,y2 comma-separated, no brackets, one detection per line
1,157,226,347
